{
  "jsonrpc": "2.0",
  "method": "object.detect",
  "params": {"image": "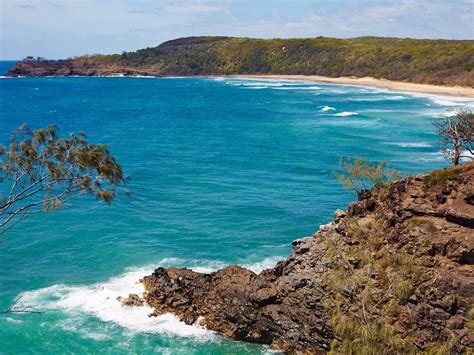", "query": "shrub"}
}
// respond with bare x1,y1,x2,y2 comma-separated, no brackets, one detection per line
335,157,401,194
423,168,461,189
